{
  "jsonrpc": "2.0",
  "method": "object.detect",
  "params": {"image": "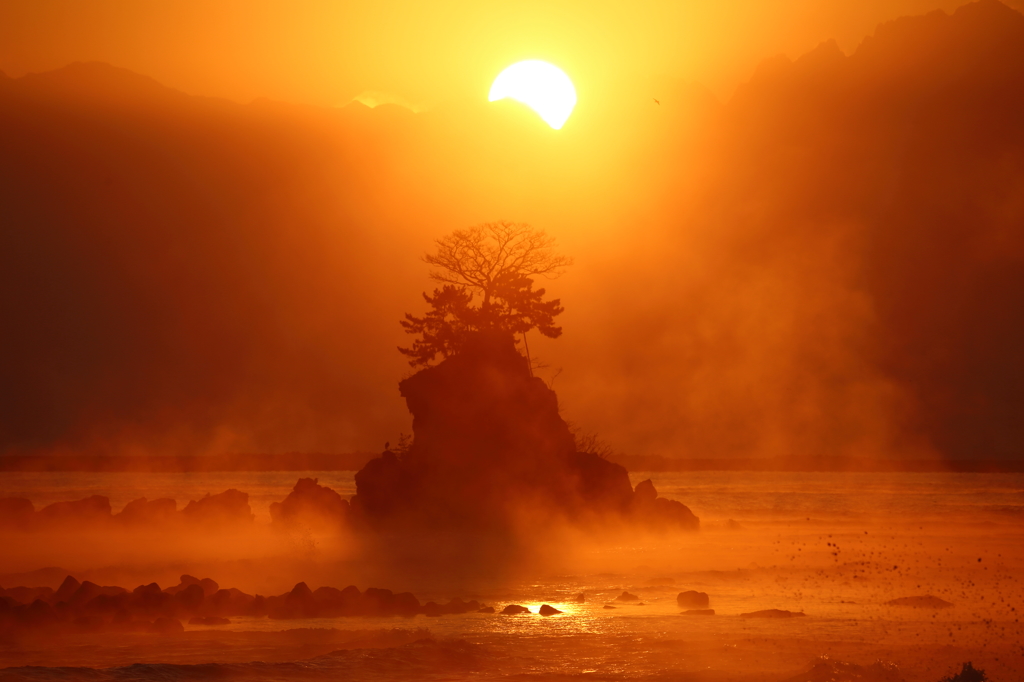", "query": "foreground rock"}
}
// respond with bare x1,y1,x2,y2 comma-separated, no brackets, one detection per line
352,332,699,533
